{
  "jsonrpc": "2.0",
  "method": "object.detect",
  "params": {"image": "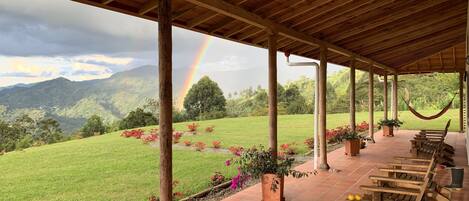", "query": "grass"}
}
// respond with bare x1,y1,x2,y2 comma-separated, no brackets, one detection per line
0,109,459,201
167,109,459,154
0,132,236,201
